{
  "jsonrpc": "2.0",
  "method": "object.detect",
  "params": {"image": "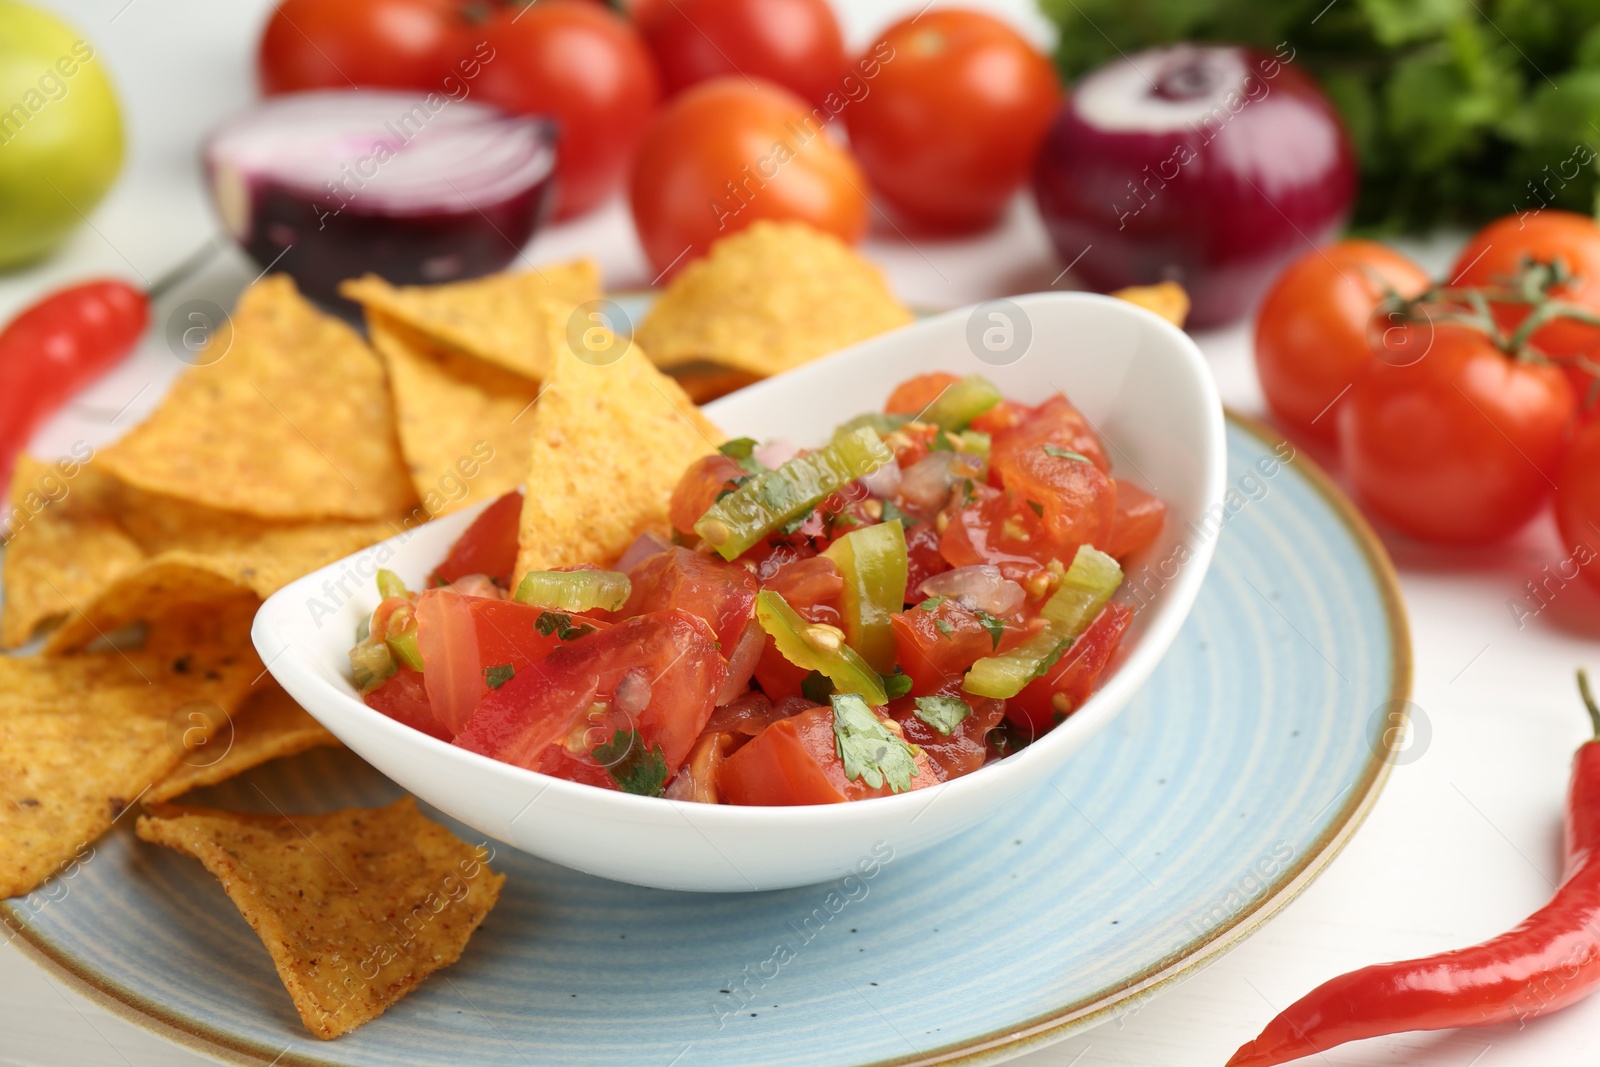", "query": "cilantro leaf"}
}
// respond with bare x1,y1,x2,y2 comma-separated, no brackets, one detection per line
535,611,596,641
971,608,1006,650
482,664,514,690
718,437,766,475
913,695,972,735
801,670,834,704
1027,499,1044,517
1043,444,1092,463
918,595,947,612
830,693,918,793
592,729,669,797
881,498,912,526
1027,637,1074,683
934,617,956,638
880,670,913,700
